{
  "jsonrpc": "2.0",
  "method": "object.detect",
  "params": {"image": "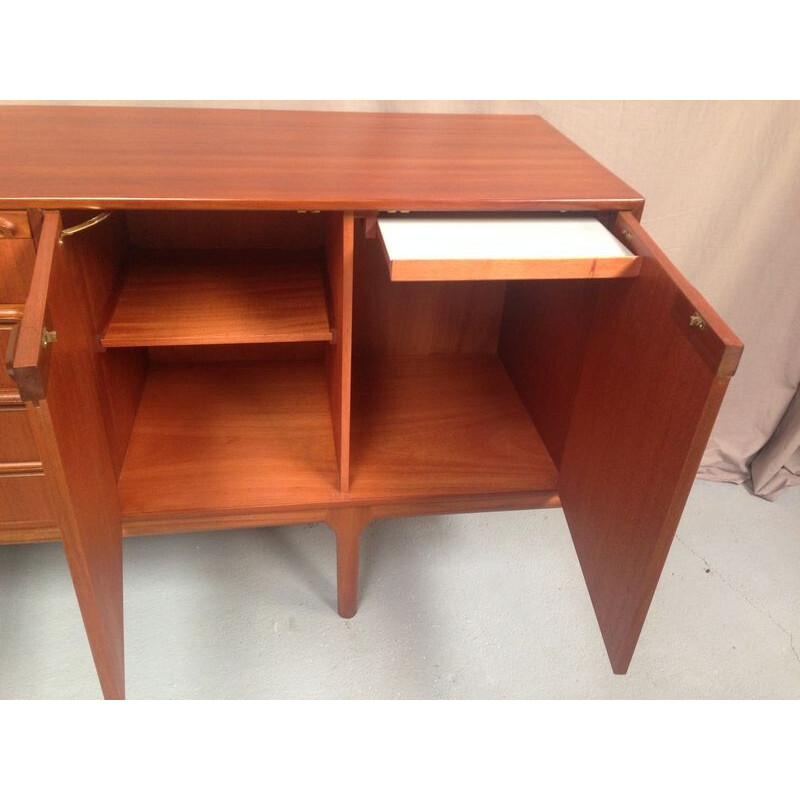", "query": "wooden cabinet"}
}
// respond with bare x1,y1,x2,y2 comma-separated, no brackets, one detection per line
0,107,742,698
